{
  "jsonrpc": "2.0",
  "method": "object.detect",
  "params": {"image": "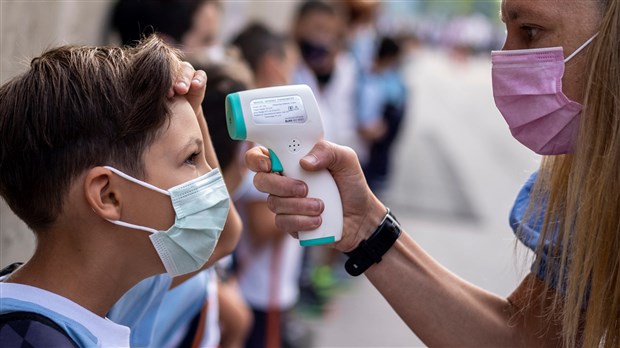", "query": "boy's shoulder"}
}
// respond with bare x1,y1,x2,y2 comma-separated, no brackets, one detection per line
0,310,79,347
0,263,77,346
0,263,130,347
